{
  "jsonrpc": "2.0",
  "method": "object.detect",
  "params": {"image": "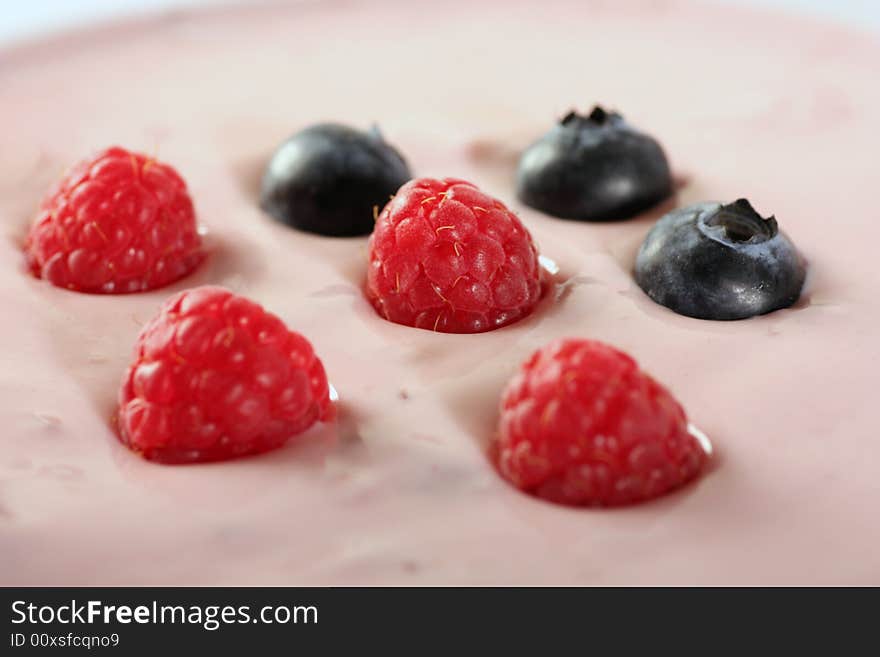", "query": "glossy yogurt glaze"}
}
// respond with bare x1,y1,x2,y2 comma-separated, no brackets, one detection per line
1,0,879,584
